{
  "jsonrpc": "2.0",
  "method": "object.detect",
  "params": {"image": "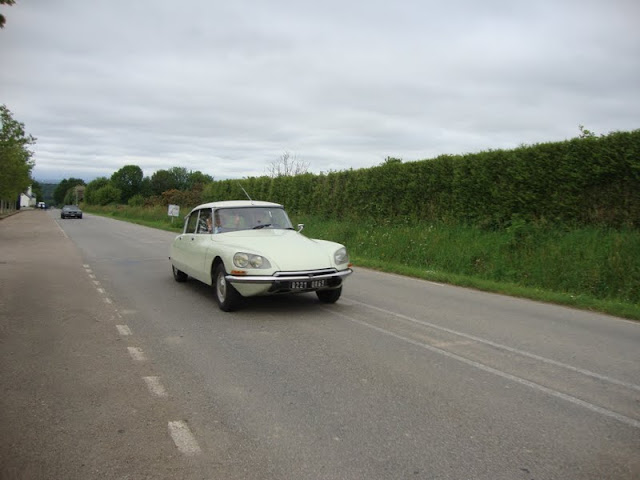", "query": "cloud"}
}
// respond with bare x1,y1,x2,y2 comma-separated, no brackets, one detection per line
1,0,638,183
